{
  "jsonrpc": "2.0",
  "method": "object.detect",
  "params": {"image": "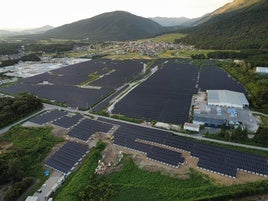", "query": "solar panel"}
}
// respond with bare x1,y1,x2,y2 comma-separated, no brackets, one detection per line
99,118,268,177
68,119,113,141
45,141,88,174
30,110,68,124
52,114,83,129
